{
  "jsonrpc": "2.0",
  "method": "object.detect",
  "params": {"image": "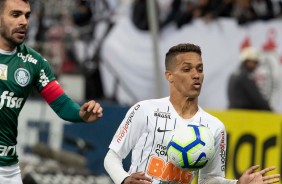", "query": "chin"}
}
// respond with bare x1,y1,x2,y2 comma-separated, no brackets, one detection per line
186,95,198,100
188,93,200,99
12,40,25,47
13,36,26,43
